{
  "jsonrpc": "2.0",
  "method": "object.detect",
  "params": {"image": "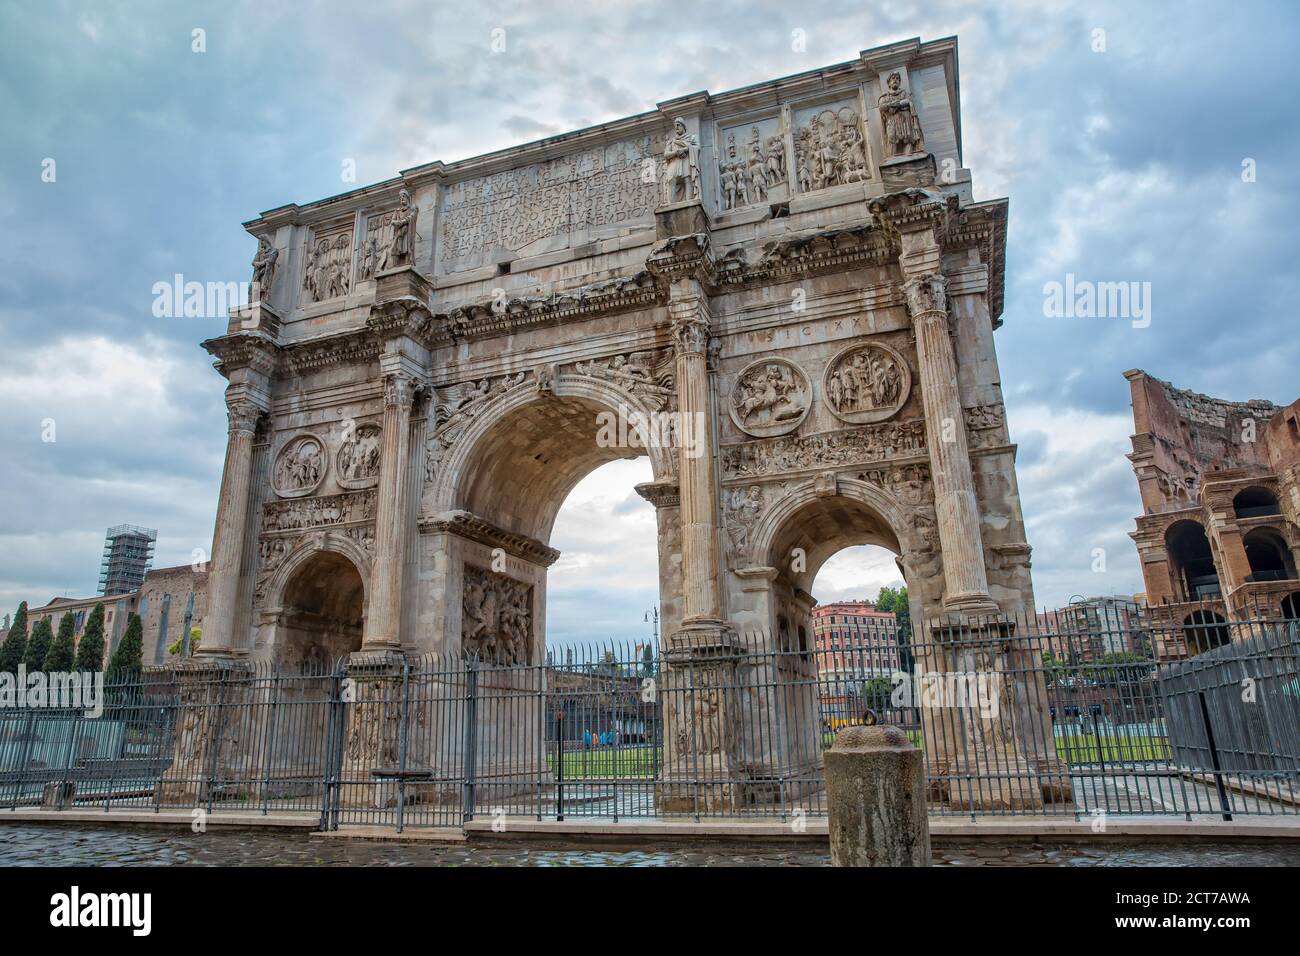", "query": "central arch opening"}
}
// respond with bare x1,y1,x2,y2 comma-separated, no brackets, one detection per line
448,387,668,662
279,551,365,670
